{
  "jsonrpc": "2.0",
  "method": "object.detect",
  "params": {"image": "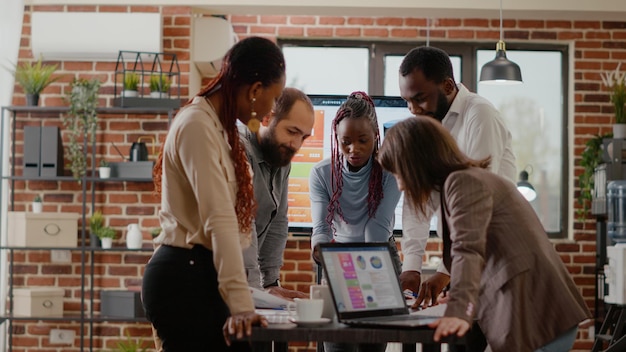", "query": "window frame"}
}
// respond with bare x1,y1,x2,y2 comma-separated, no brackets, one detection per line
279,39,569,238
